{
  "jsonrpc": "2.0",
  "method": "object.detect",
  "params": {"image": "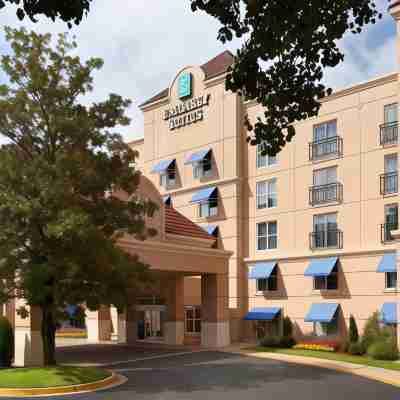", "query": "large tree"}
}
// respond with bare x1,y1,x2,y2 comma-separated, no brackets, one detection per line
191,0,384,155
0,27,157,365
